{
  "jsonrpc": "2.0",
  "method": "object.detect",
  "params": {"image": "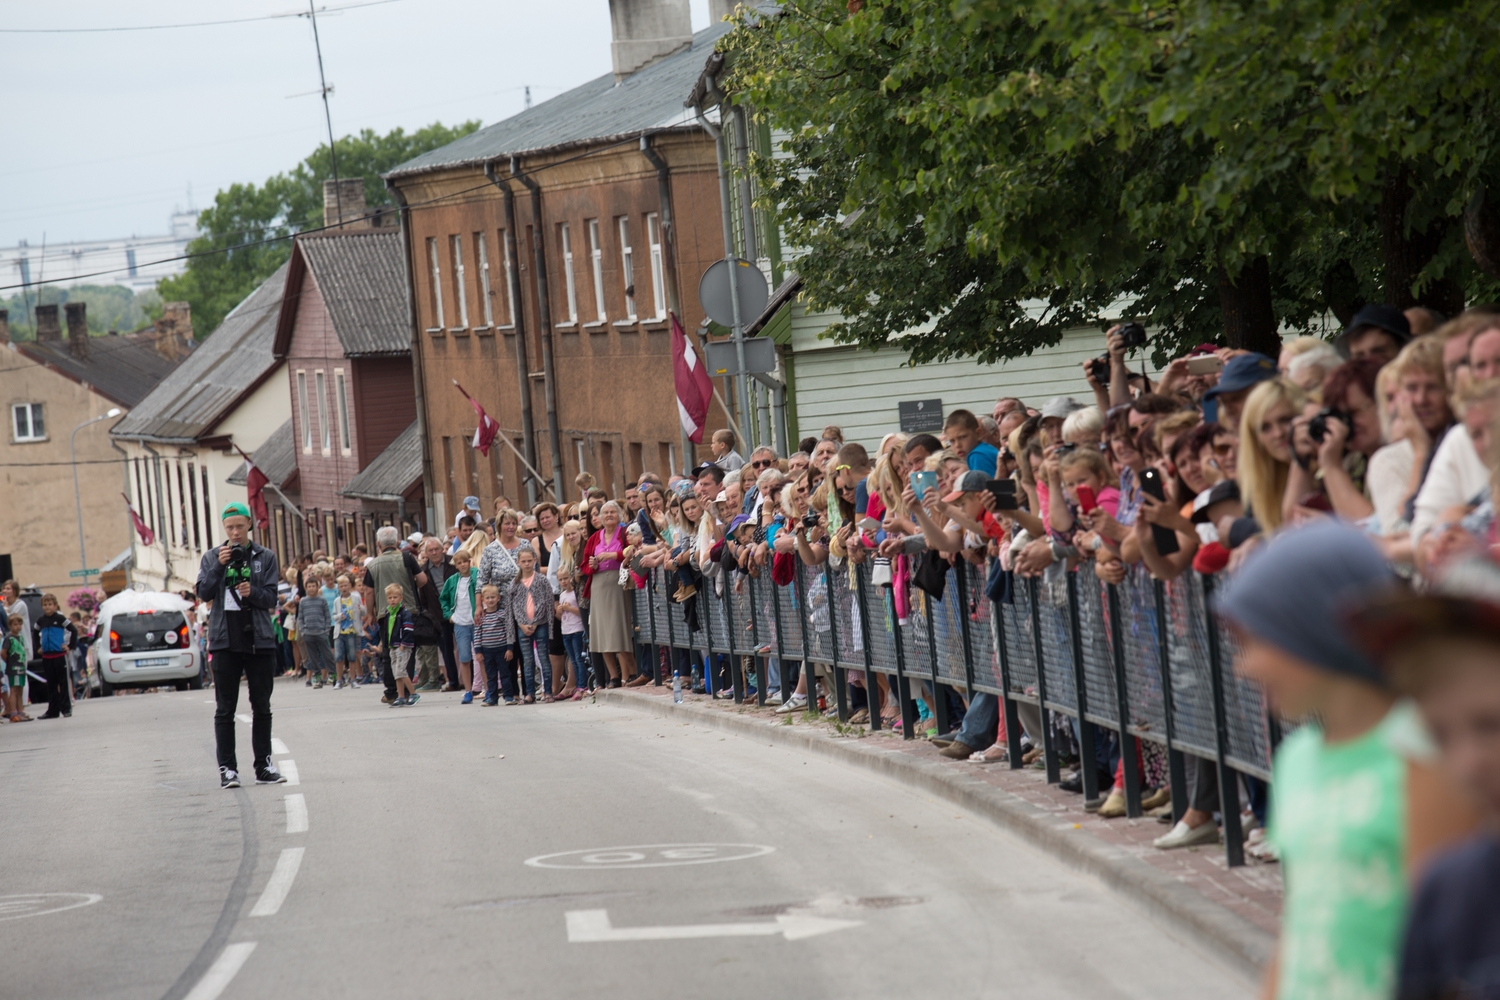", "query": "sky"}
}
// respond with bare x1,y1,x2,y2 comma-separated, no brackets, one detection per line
0,0,715,249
